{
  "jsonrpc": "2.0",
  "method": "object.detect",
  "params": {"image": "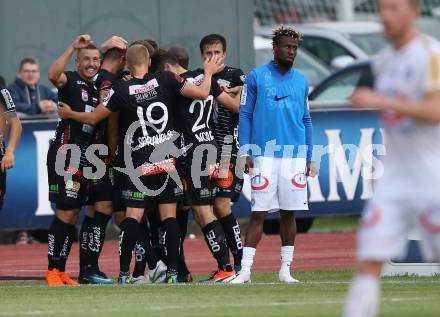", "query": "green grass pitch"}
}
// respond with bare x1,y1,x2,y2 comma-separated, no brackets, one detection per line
0,270,439,317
